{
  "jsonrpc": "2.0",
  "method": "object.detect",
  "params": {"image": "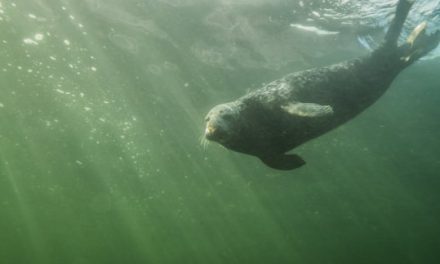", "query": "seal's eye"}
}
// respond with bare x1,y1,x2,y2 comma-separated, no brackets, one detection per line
205,116,210,122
